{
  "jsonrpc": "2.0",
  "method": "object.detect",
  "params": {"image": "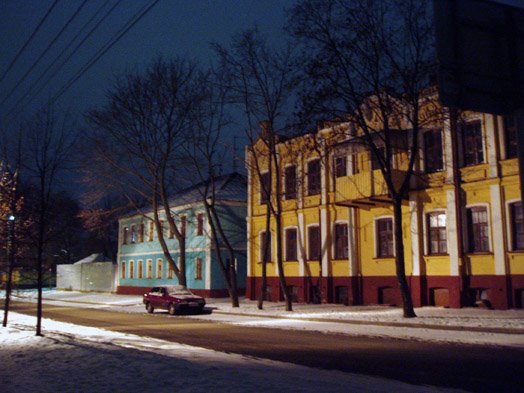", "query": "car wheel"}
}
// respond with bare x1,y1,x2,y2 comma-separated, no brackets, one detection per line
168,303,177,315
146,302,154,313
